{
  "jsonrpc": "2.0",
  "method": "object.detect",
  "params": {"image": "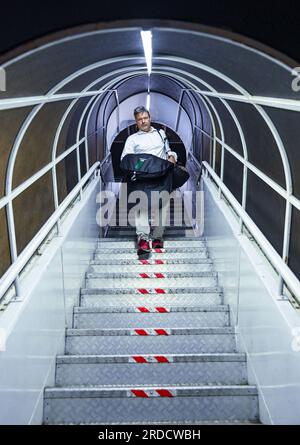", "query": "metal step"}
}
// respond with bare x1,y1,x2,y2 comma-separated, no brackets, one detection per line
65,327,236,355
95,246,208,254
73,305,230,329
94,249,209,260
106,233,198,239
107,226,193,237
108,224,194,229
55,353,247,387
106,231,194,238
86,271,216,279
44,385,258,424
85,276,218,290
97,239,206,248
88,262,213,273
80,291,223,308
85,272,218,291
